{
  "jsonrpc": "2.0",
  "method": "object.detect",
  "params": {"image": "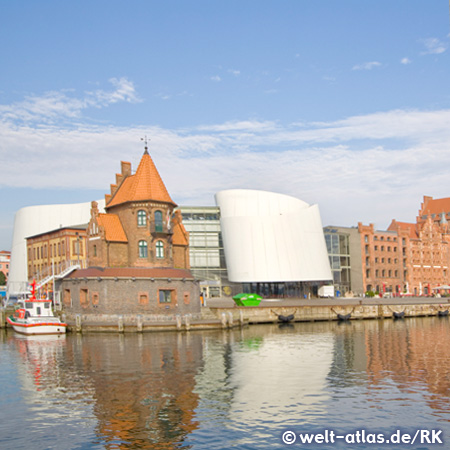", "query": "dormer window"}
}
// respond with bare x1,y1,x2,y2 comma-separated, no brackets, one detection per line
137,210,147,227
